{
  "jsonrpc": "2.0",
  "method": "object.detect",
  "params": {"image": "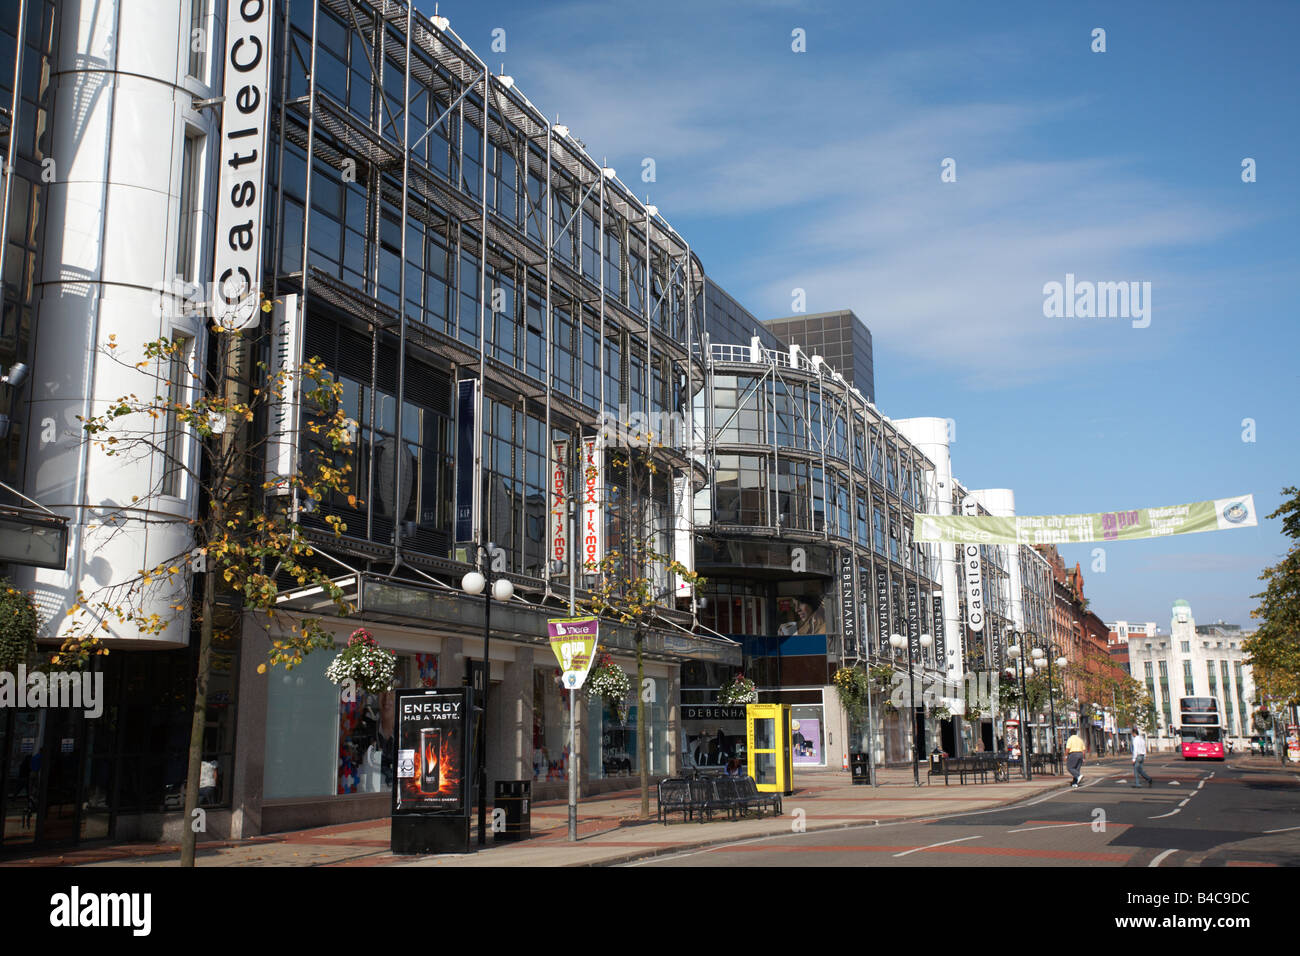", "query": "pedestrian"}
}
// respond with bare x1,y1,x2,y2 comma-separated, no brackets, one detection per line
1131,730,1153,787
1065,728,1087,788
